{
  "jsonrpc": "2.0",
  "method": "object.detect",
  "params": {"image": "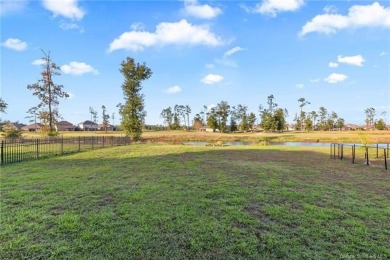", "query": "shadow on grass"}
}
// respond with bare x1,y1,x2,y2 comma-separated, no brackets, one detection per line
1,145,390,259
